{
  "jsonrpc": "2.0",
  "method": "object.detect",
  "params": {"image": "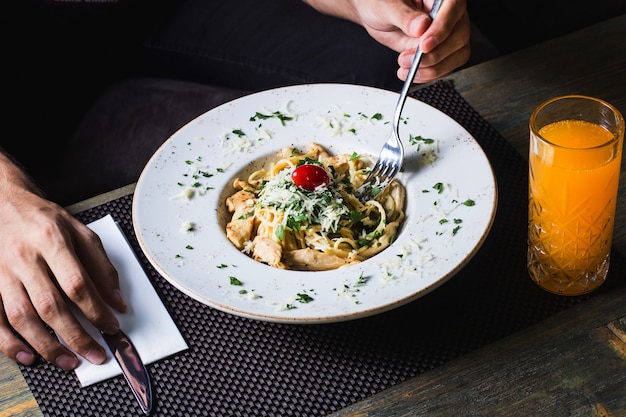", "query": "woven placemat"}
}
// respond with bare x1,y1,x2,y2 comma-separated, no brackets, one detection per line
21,81,626,417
